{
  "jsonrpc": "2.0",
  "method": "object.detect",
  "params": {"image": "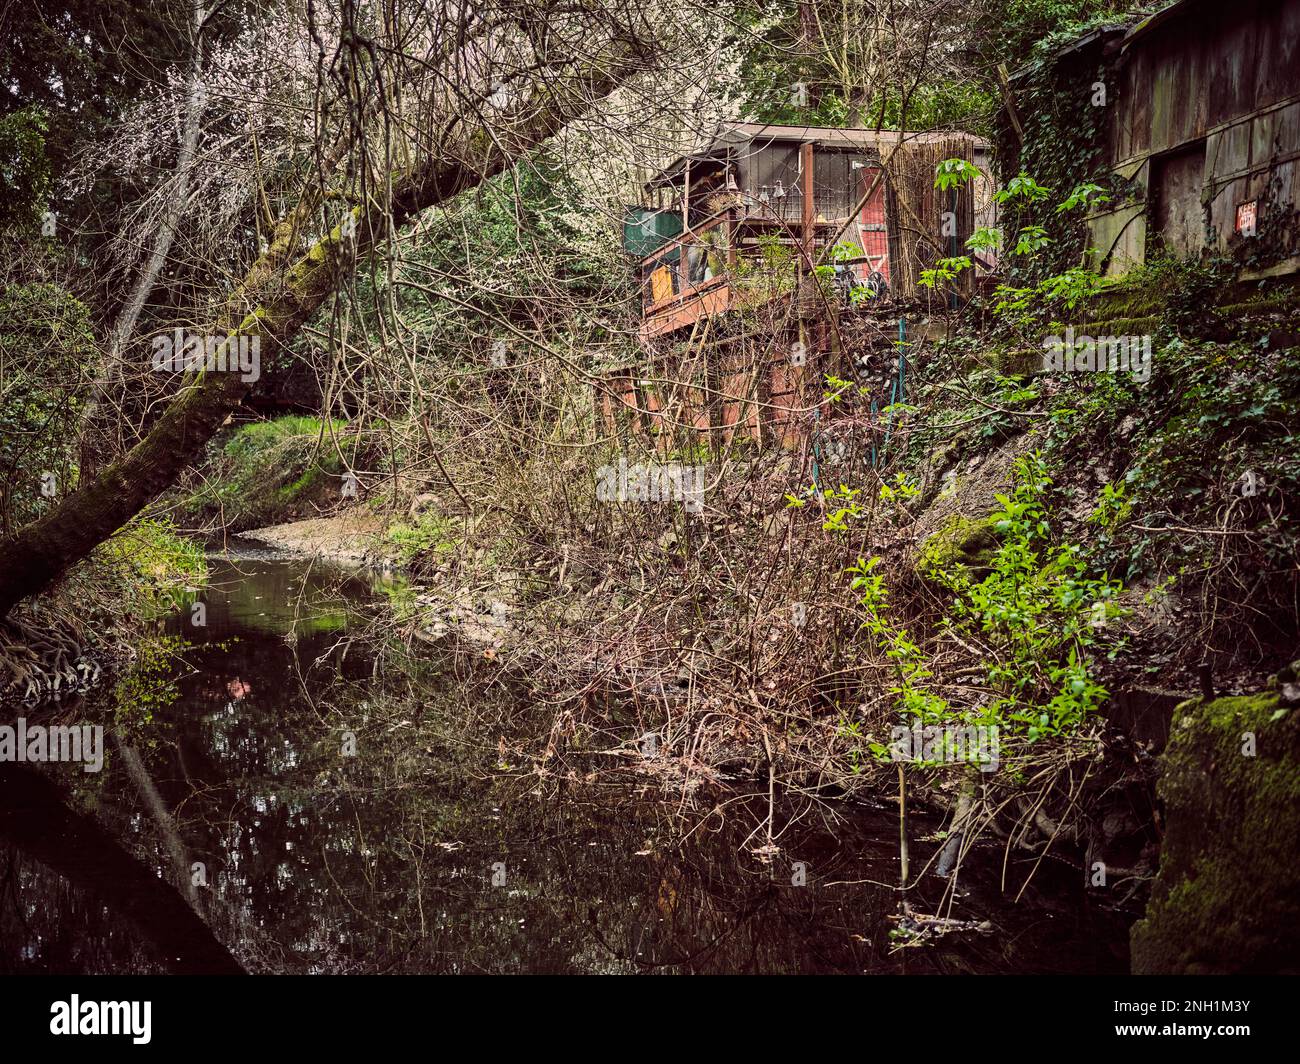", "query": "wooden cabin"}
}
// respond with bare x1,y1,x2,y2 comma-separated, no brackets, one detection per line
1030,0,1300,280
625,122,995,341
602,122,994,452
